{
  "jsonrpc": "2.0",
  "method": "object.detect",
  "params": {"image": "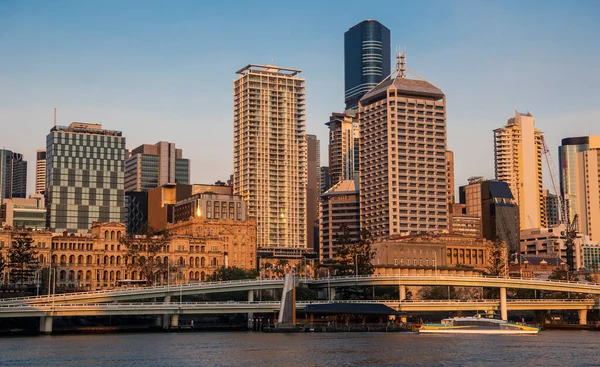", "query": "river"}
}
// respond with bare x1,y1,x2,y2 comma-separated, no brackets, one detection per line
1,331,599,366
